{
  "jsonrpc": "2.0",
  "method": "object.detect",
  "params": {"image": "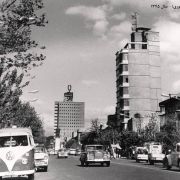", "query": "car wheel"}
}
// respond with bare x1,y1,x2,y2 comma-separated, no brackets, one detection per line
0,176,2,180
85,162,89,167
28,174,34,180
149,160,154,165
136,159,139,163
106,162,110,167
44,166,48,172
101,163,104,166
